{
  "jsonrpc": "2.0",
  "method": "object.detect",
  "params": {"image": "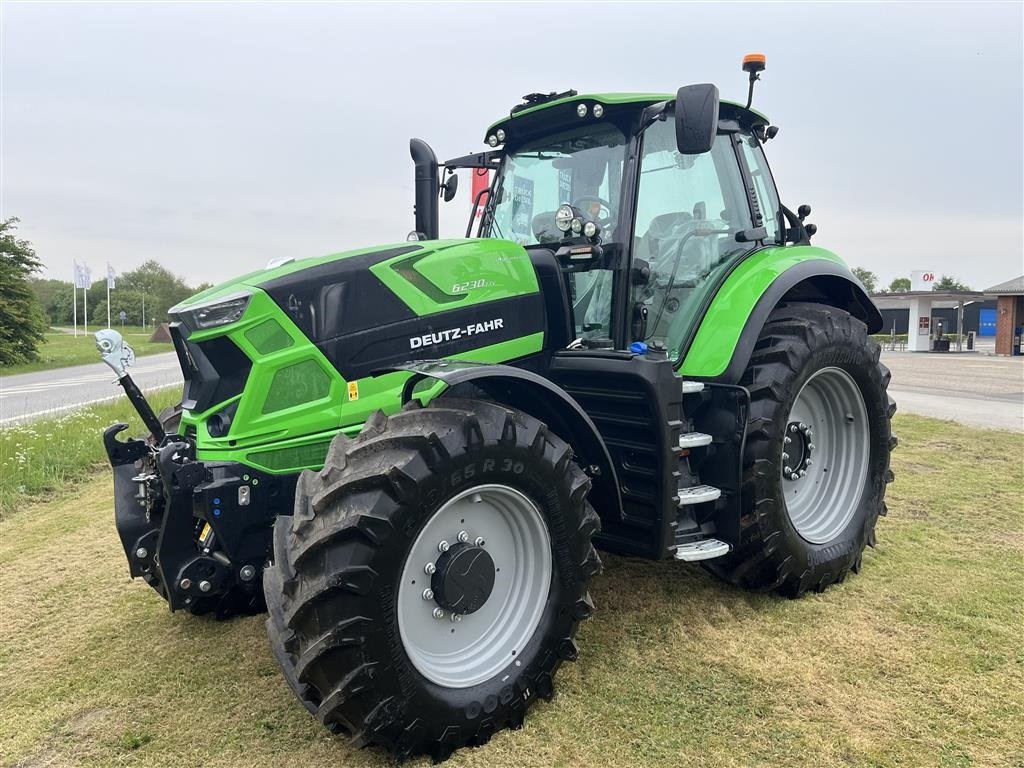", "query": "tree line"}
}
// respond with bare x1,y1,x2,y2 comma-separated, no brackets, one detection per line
1,217,210,365
30,261,210,327
850,268,972,294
